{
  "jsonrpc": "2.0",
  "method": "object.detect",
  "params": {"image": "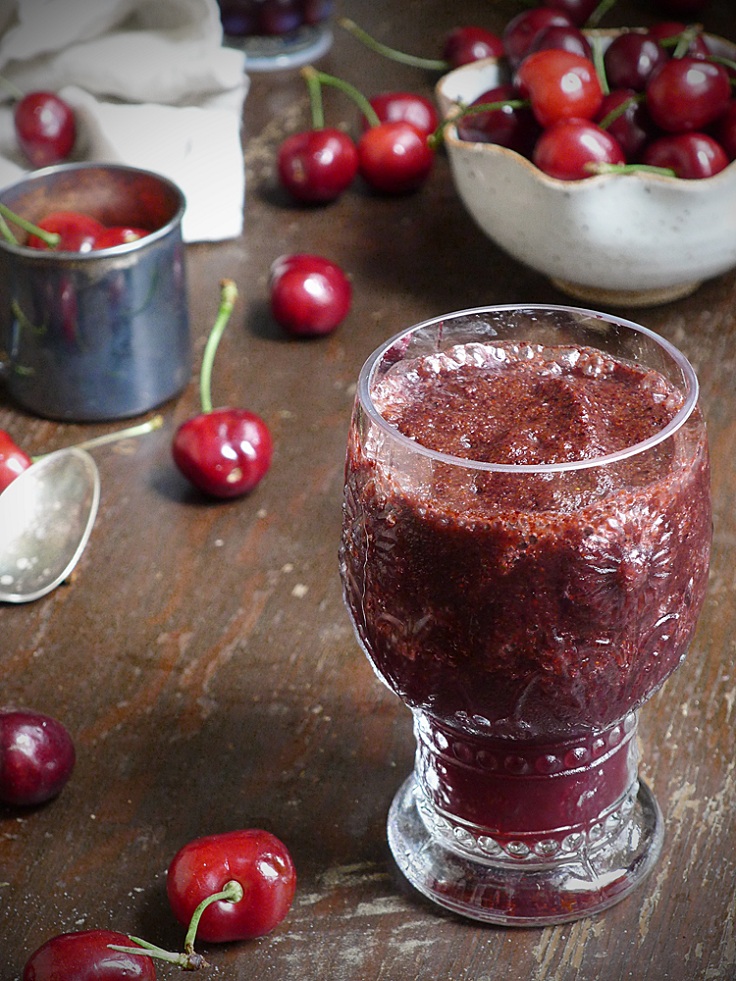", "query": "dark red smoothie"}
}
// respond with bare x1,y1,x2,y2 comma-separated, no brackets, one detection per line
341,340,711,837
